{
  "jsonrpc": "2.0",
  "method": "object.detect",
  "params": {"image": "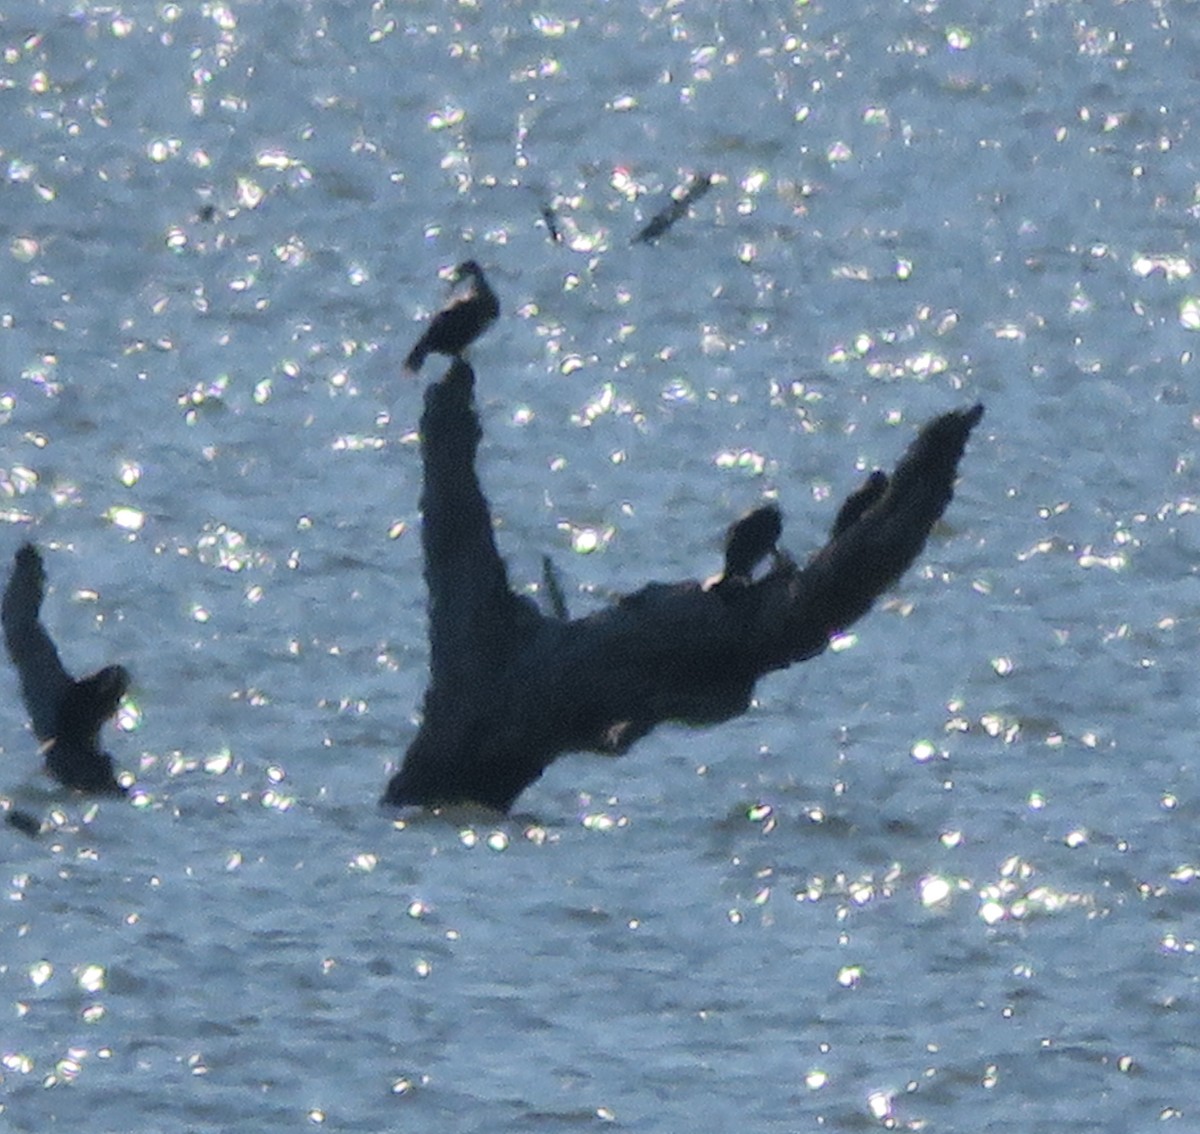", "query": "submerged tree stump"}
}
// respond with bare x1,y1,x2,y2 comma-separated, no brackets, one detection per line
382,359,983,812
